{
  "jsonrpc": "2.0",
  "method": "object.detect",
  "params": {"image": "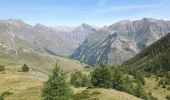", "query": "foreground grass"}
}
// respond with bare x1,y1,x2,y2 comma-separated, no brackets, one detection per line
72,88,141,100
0,69,142,100
0,70,44,100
